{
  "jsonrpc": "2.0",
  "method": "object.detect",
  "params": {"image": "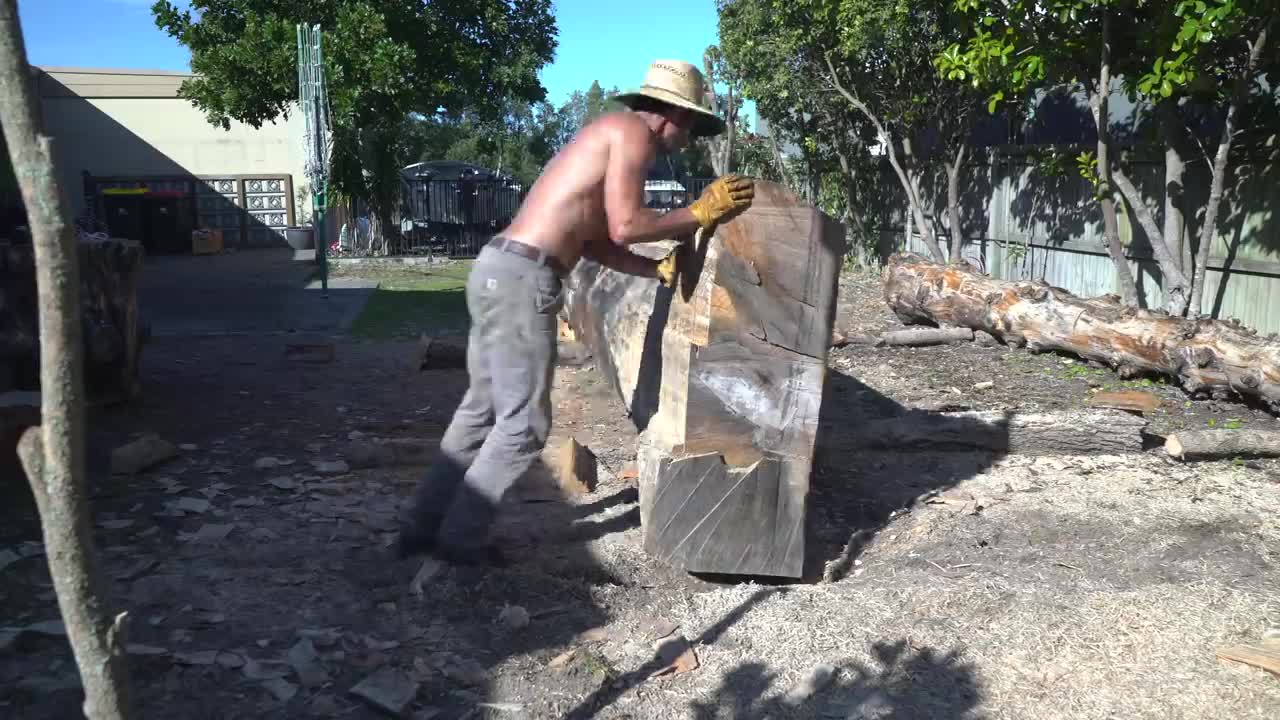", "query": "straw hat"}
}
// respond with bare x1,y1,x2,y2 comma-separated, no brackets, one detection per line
614,60,727,138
